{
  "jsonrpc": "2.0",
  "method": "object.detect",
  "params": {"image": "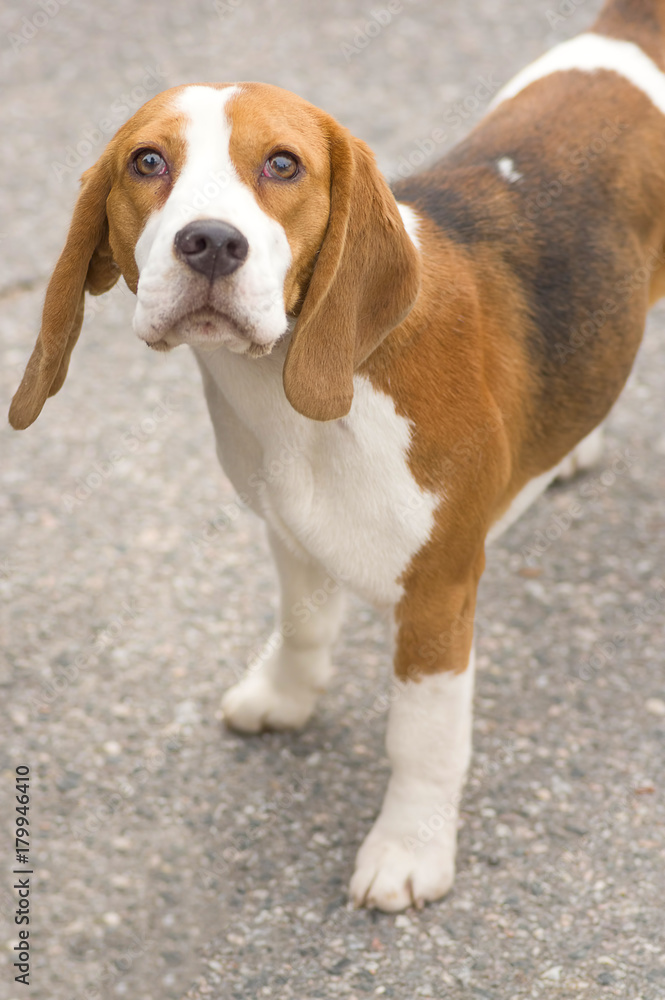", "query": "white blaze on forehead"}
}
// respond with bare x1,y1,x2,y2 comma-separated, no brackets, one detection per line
168,85,238,229
171,86,255,228
491,33,665,115
134,85,243,273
